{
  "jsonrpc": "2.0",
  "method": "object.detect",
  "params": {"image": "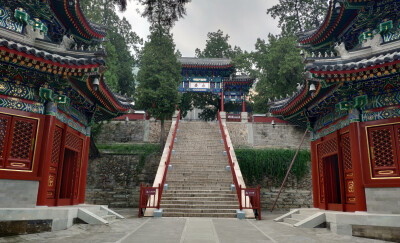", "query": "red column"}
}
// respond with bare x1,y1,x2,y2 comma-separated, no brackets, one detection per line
78,136,91,204
310,140,319,208
220,86,224,112
242,100,246,112
349,122,367,211
36,115,56,206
